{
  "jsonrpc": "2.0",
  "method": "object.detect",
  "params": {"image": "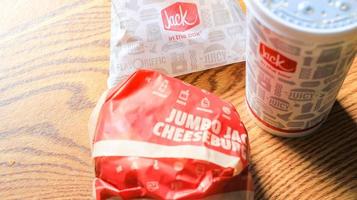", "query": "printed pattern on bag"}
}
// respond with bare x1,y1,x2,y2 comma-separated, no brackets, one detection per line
109,0,246,87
